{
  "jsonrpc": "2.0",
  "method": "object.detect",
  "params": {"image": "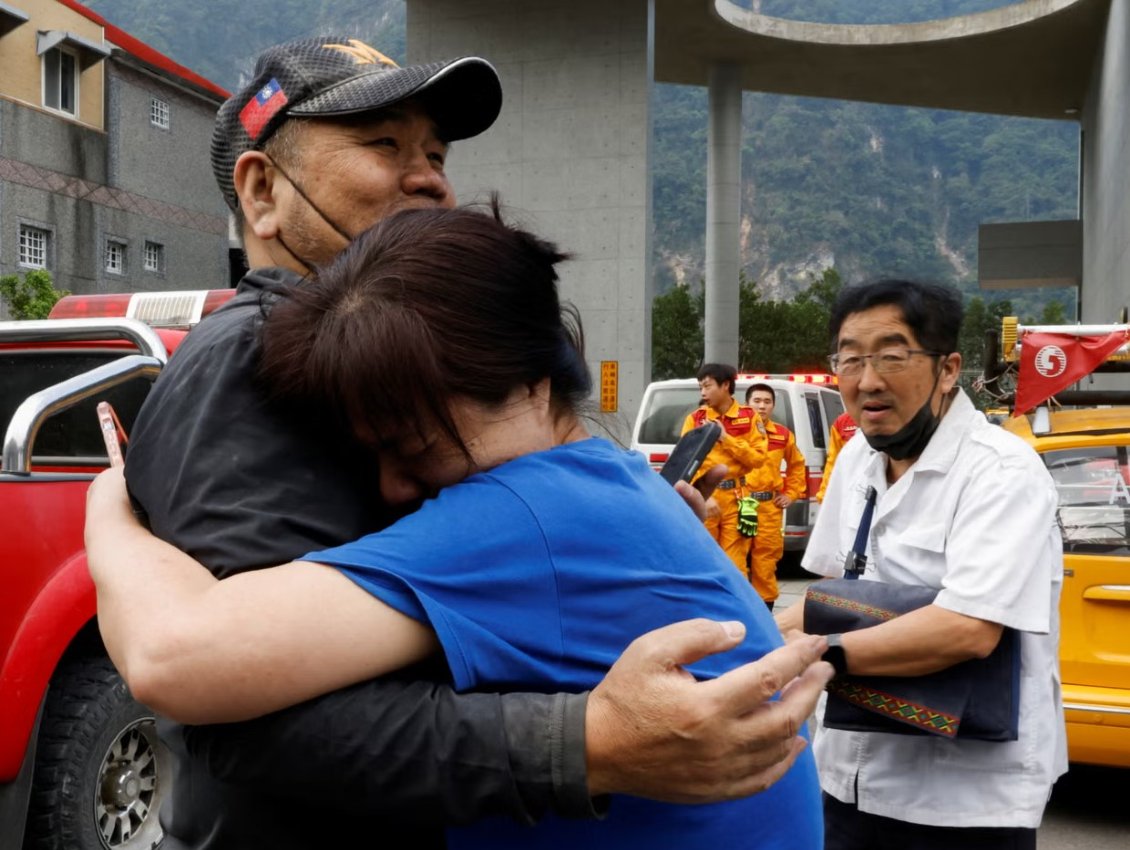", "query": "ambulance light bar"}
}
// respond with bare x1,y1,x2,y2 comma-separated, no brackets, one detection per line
737,372,838,385
49,290,236,328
